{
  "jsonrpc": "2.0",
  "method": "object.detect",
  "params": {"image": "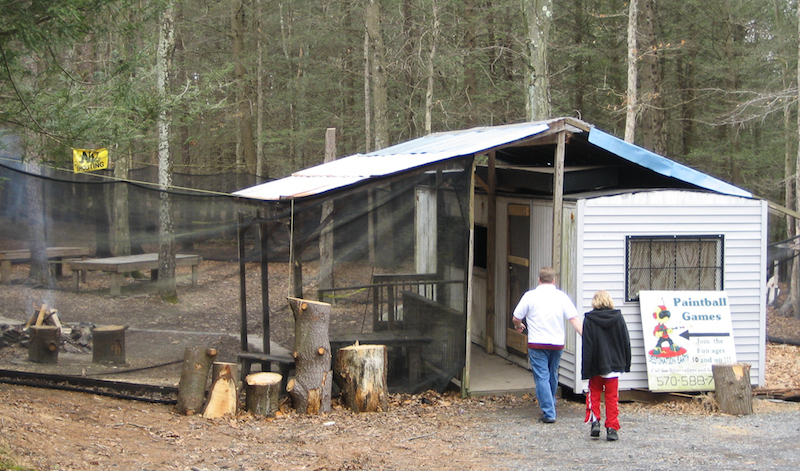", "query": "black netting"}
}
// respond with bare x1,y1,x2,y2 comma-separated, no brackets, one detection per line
0,156,472,395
